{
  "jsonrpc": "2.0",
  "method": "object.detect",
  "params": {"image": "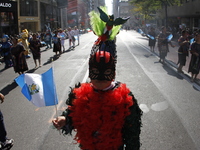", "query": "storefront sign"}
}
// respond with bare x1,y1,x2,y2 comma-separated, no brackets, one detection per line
26,18,35,20
0,3,12,8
